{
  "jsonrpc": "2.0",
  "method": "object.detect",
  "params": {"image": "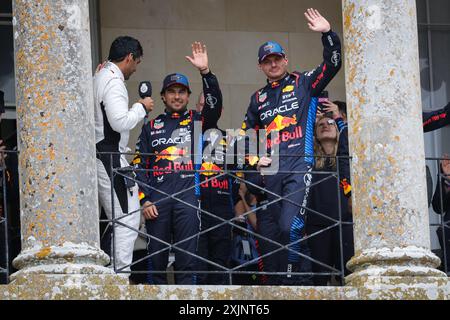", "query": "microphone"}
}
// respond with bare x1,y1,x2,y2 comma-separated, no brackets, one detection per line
139,81,152,98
